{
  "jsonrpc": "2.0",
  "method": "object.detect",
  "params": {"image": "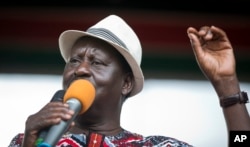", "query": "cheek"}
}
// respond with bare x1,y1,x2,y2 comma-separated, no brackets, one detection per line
94,69,119,86
94,70,124,95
